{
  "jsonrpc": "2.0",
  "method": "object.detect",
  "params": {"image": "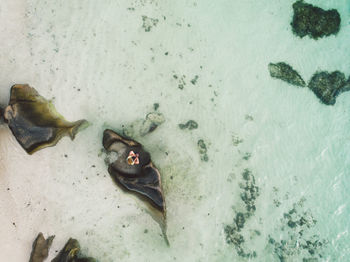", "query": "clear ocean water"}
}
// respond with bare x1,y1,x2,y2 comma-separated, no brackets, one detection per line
0,0,349,261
